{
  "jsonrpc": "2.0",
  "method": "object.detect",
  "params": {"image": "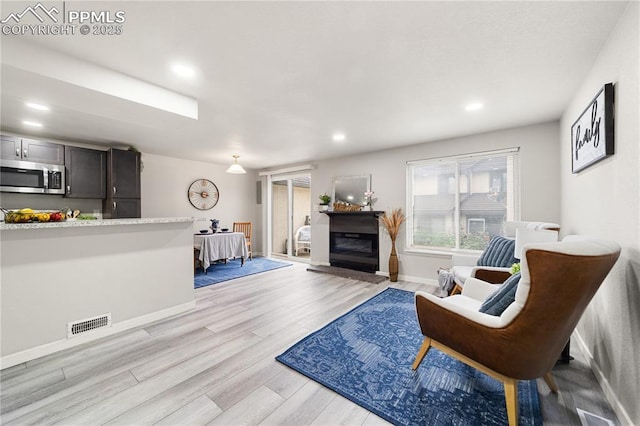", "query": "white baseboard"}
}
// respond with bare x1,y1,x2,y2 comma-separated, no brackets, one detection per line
375,271,439,288
400,274,439,287
573,331,634,426
0,300,196,370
